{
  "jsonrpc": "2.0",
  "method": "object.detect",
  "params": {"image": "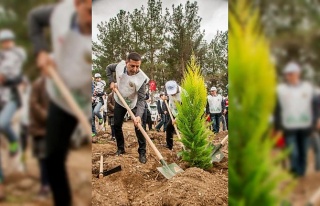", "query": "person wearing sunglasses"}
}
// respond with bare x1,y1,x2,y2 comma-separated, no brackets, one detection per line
106,52,149,164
